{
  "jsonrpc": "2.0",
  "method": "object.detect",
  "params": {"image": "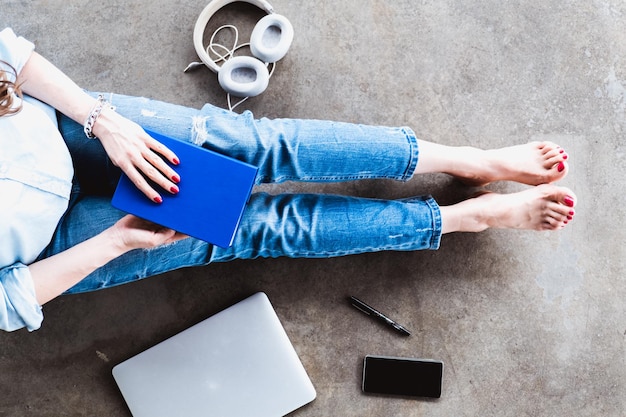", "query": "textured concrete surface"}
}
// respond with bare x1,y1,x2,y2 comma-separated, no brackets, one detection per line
1,1,625,416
